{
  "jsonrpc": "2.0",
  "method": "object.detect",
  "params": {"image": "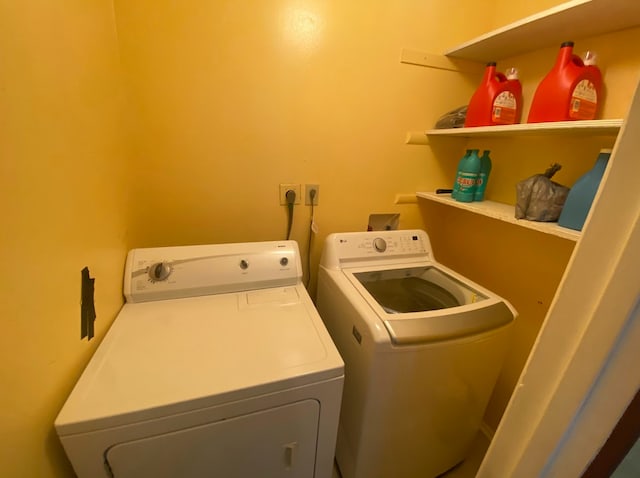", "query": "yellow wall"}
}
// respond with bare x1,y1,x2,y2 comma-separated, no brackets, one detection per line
489,0,565,28
0,1,131,476
3,0,639,476
113,0,640,439
0,1,493,476
112,0,491,268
